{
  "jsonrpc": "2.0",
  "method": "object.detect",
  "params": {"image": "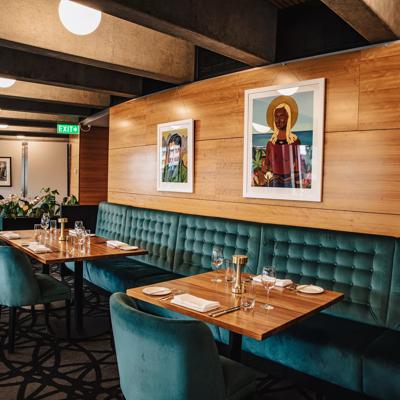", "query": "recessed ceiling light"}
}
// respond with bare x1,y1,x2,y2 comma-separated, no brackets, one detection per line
0,124,9,129
0,78,16,88
58,0,102,36
277,87,299,96
17,135,25,139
